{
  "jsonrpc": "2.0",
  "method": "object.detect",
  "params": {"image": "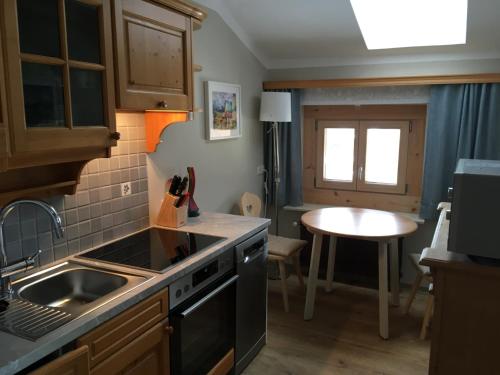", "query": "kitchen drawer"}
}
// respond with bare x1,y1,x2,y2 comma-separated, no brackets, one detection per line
77,288,168,369
90,320,170,375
